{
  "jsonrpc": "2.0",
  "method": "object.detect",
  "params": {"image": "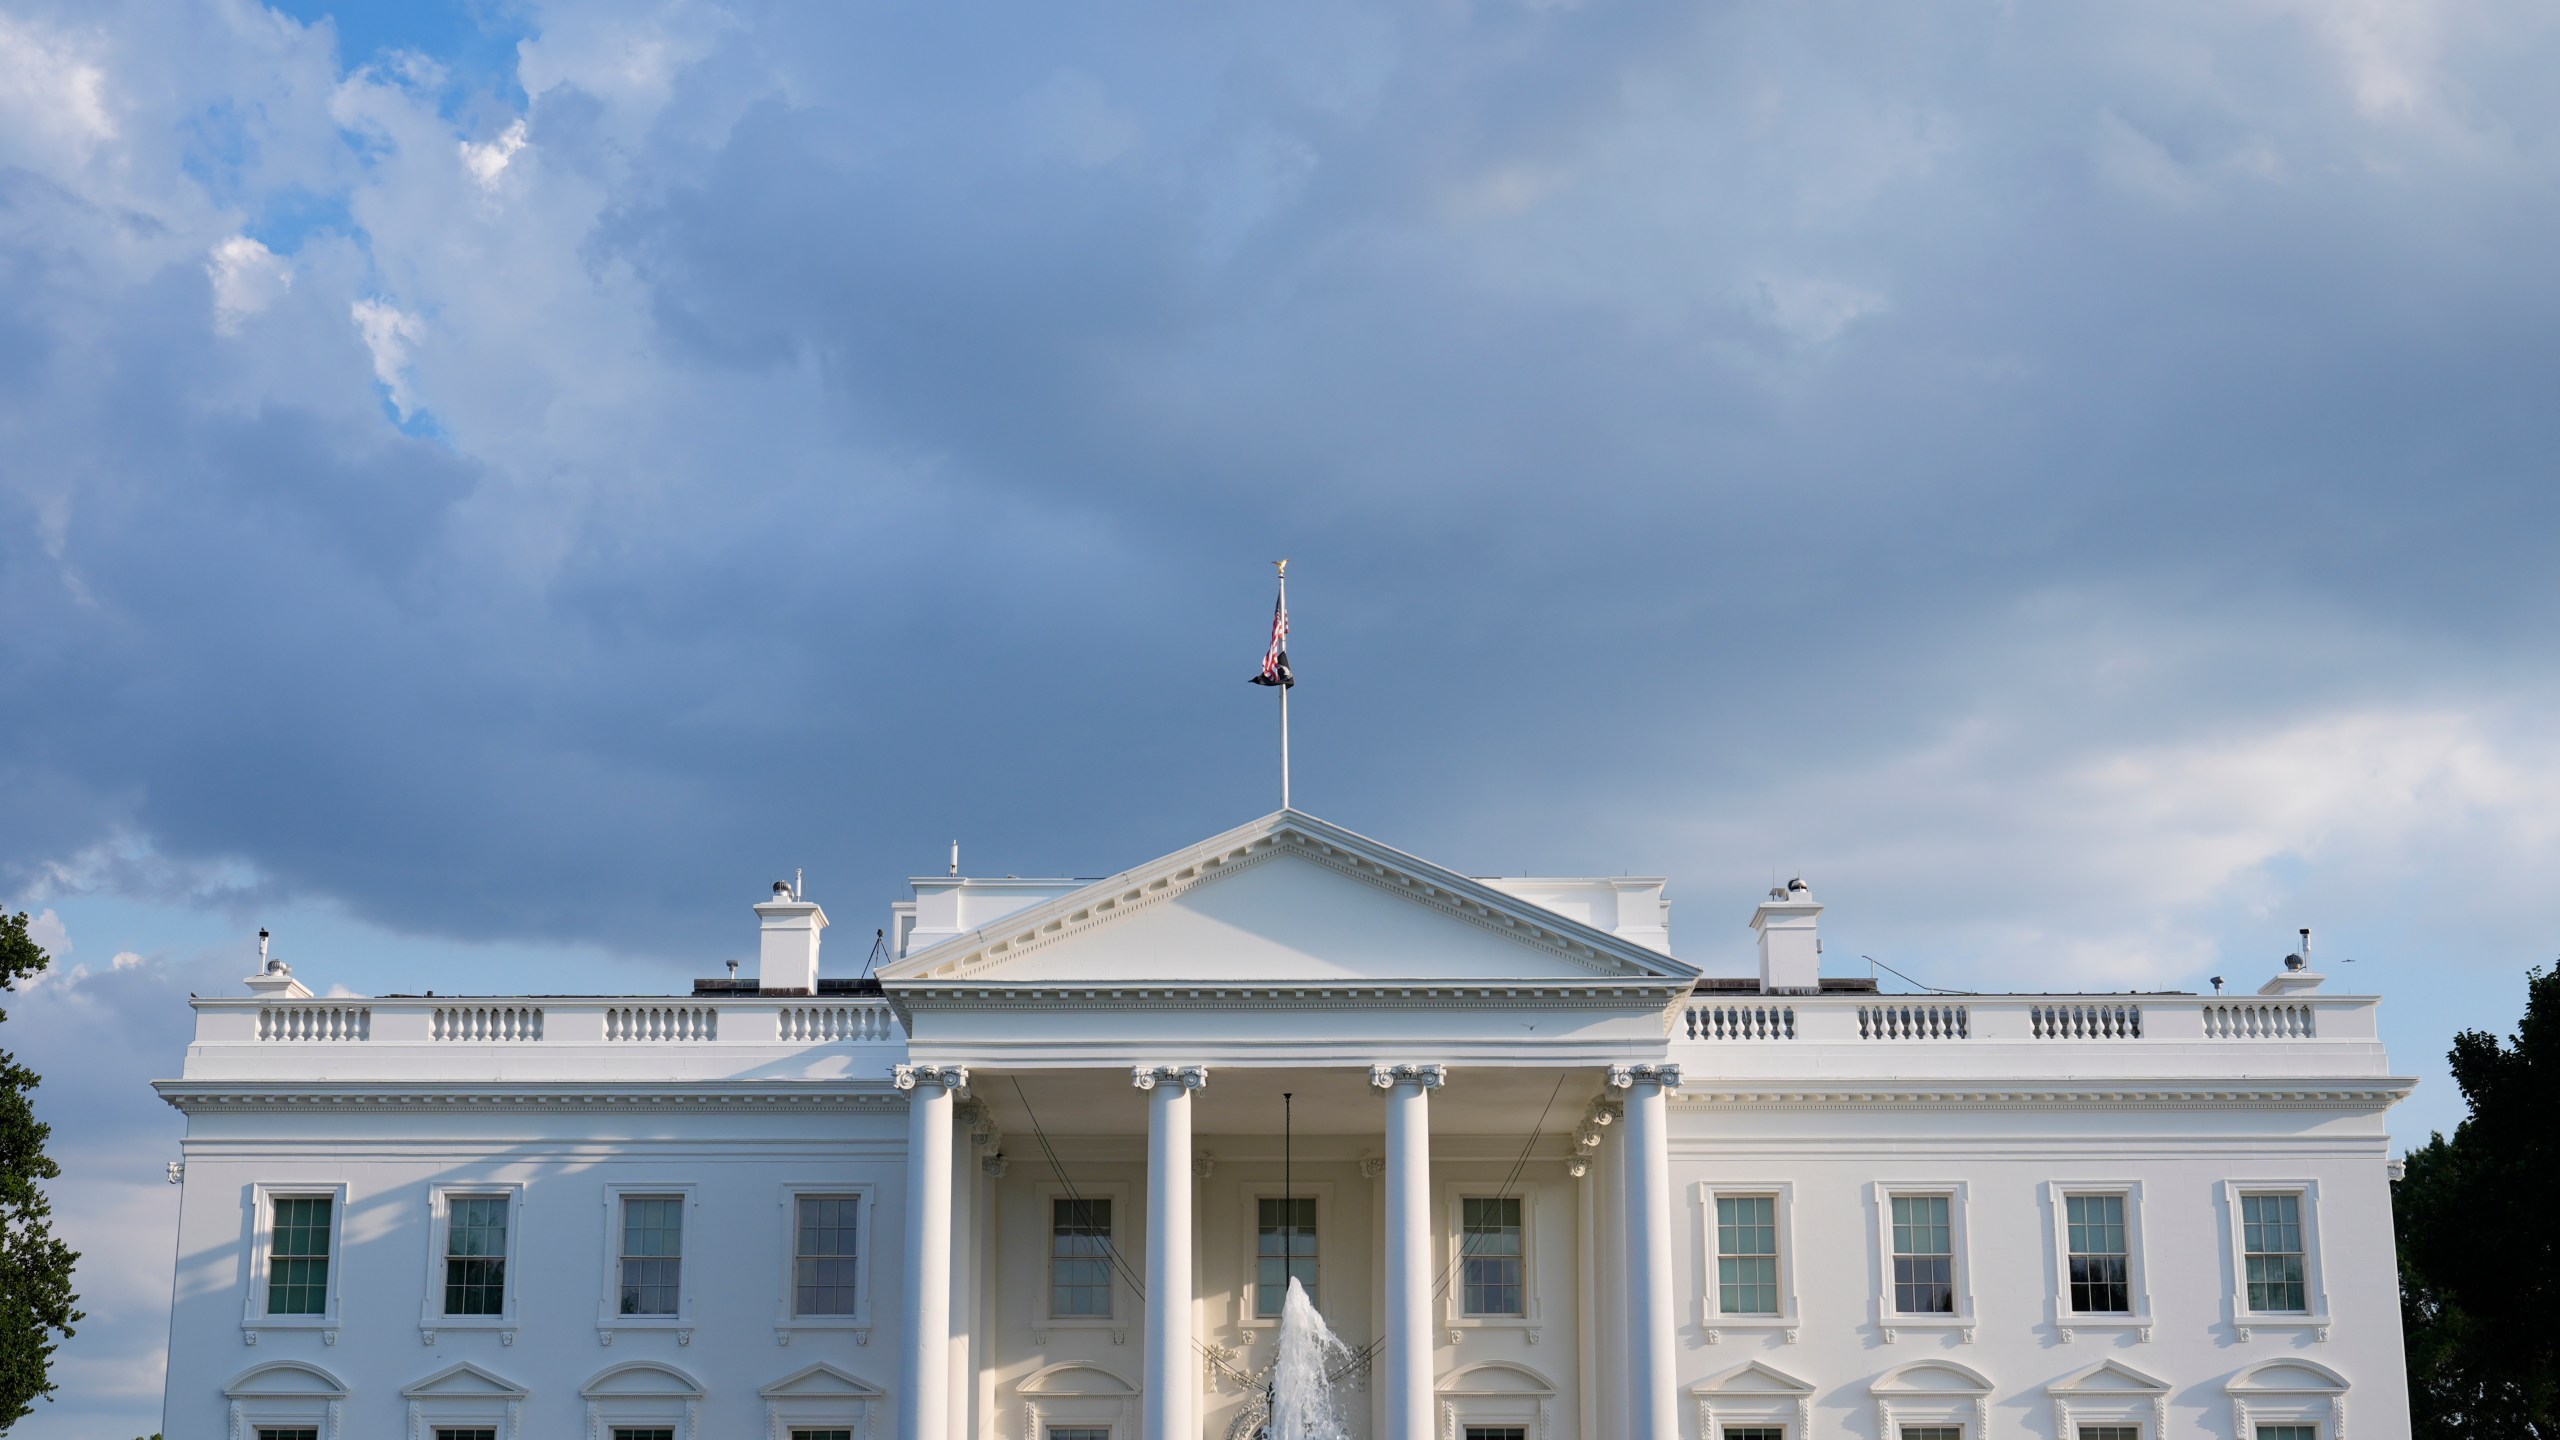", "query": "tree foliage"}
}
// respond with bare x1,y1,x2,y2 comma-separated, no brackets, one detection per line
2398,965,2560,1437
0,911,81,1428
